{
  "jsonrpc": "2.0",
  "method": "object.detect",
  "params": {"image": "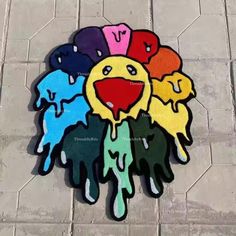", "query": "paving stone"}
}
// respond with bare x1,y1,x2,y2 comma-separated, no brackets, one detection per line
0,0,6,36
208,108,234,135
170,140,211,193
5,39,28,62
233,61,236,103
179,16,229,59
6,0,77,63
159,36,179,52
190,224,236,236
188,99,209,138
160,224,188,236
15,223,69,236
128,176,158,224
25,63,41,93
0,191,17,221
79,17,110,28
80,0,103,17
187,165,236,224
74,179,130,224
39,63,46,74
183,61,233,115
29,18,76,62
25,63,42,128
226,0,236,15
17,167,71,222
159,186,187,223
211,137,236,164
104,0,151,29
0,0,7,61
0,64,36,136
200,0,225,15
8,0,54,40
73,182,125,223
0,224,14,236
183,60,234,135
0,39,2,60
74,224,128,236
0,136,36,192
129,225,158,236
153,0,200,37
228,15,236,59
55,0,77,18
